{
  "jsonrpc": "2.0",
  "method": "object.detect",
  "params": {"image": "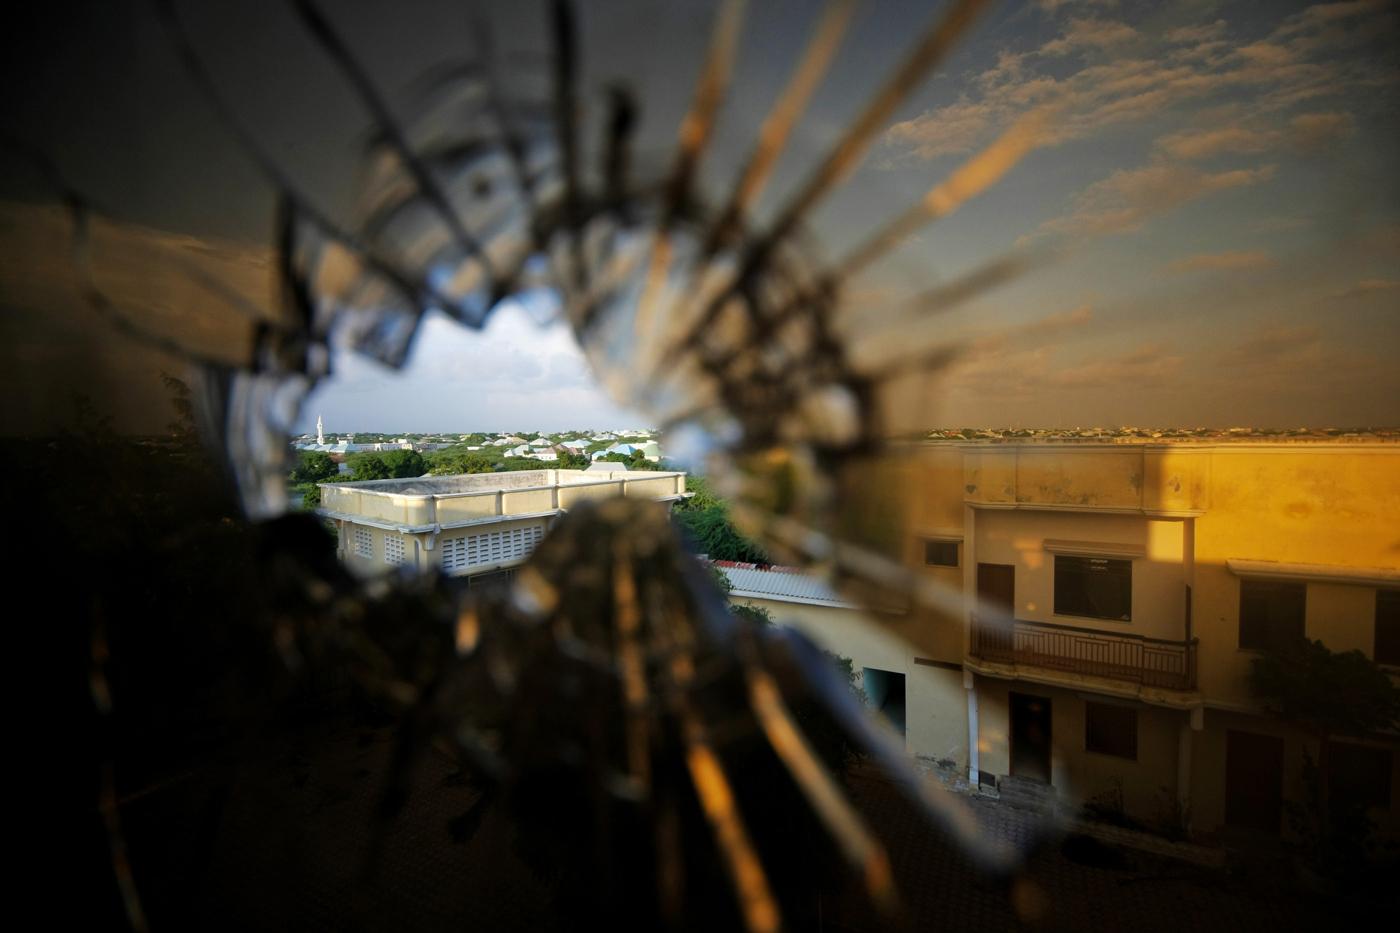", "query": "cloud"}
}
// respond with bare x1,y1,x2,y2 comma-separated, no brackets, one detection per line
961,303,1094,357
1166,250,1275,273
1156,126,1277,160
1045,343,1184,389
306,306,647,433
880,2,1397,163
885,102,994,160
1221,326,1321,368
1042,18,1138,57
1166,21,1228,45
1034,163,1277,238
1253,215,1311,233
945,325,1184,400
1035,0,1119,14
1289,111,1355,152
1275,0,1394,38
1330,278,1400,299
1210,325,1388,402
